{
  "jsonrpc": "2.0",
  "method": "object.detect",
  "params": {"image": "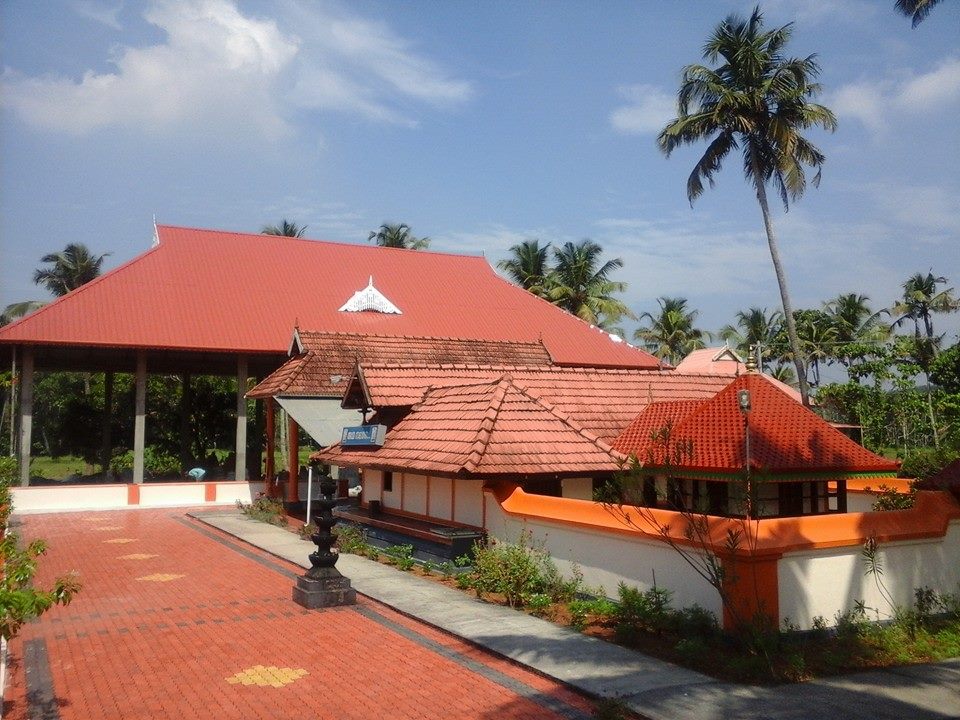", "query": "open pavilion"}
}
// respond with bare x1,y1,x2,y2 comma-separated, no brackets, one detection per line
0,224,660,488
